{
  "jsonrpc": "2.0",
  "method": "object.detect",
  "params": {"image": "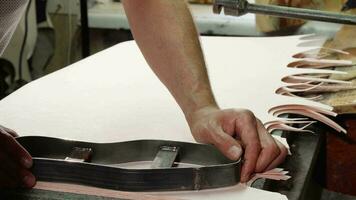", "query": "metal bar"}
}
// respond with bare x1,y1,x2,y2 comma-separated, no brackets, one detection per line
80,0,90,58
65,147,92,163
213,0,356,25
151,146,180,169
246,3,356,25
